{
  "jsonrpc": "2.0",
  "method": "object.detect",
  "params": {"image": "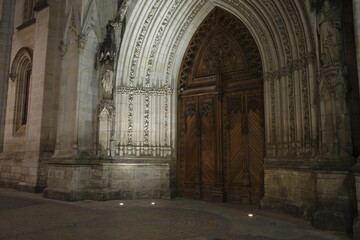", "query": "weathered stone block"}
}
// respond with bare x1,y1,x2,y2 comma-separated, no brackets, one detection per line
135,189,153,199
152,171,161,179
79,169,90,180
89,179,103,189
1,166,11,173
161,180,169,189
28,167,38,176
135,170,151,180
24,175,37,184
120,189,135,200
313,210,351,232
353,217,360,240
90,169,102,180
12,166,22,174
44,161,171,201
141,179,160,189
55,169,66,179
160,189,170,199
112,169,135,180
